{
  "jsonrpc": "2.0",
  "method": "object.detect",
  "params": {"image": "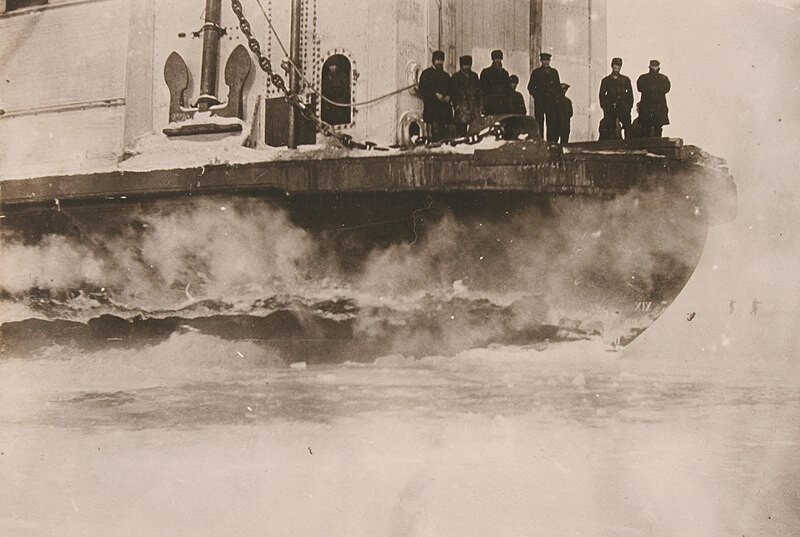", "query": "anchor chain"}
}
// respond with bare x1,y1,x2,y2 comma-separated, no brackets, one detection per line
230,0,386,150
229,0,505,150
